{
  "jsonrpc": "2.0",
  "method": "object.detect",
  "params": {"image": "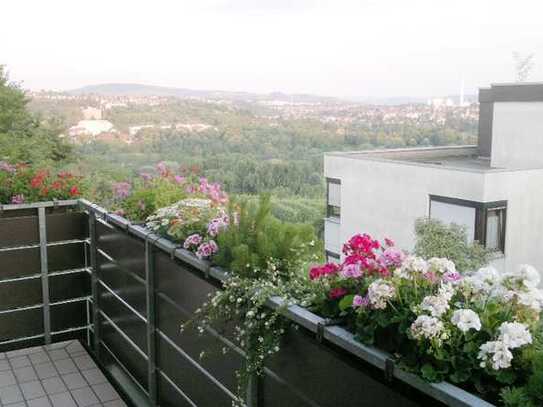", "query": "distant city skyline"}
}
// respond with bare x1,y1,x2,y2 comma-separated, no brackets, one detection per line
3,0,543,98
